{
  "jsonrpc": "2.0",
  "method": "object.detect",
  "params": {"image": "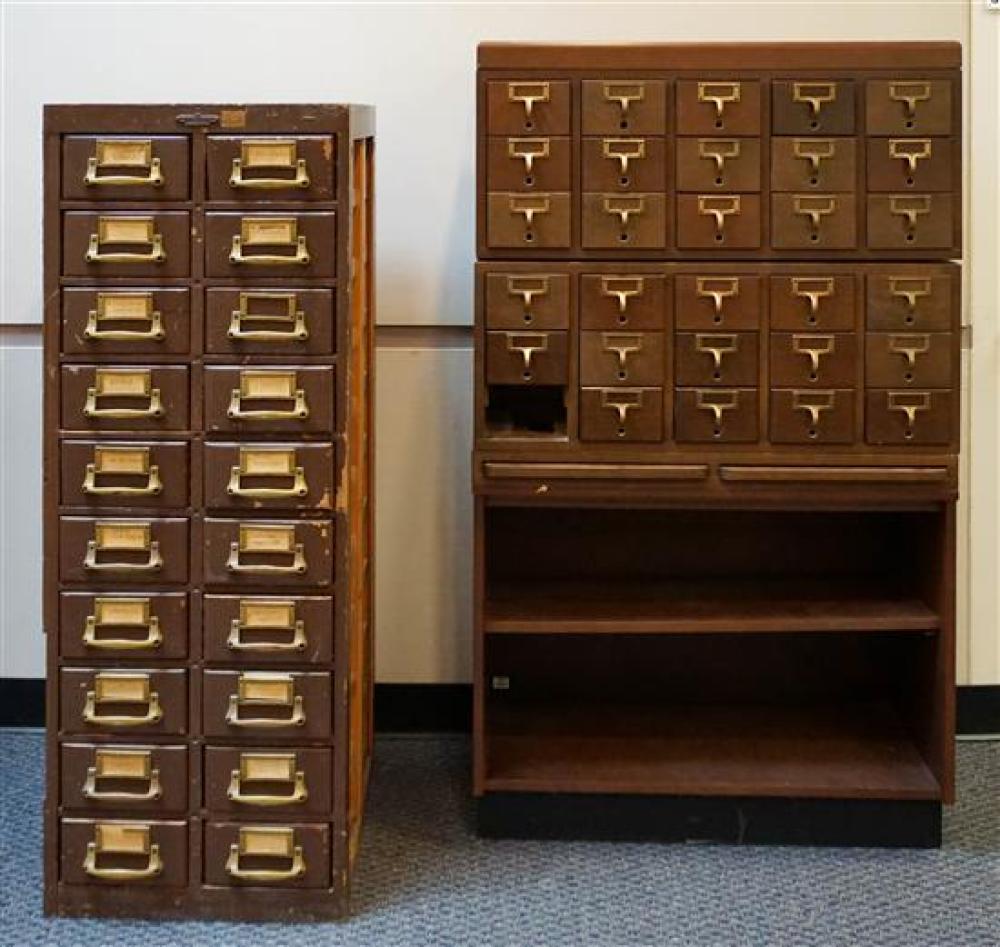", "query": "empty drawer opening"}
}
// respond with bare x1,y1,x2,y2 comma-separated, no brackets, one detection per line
485,385,566,437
